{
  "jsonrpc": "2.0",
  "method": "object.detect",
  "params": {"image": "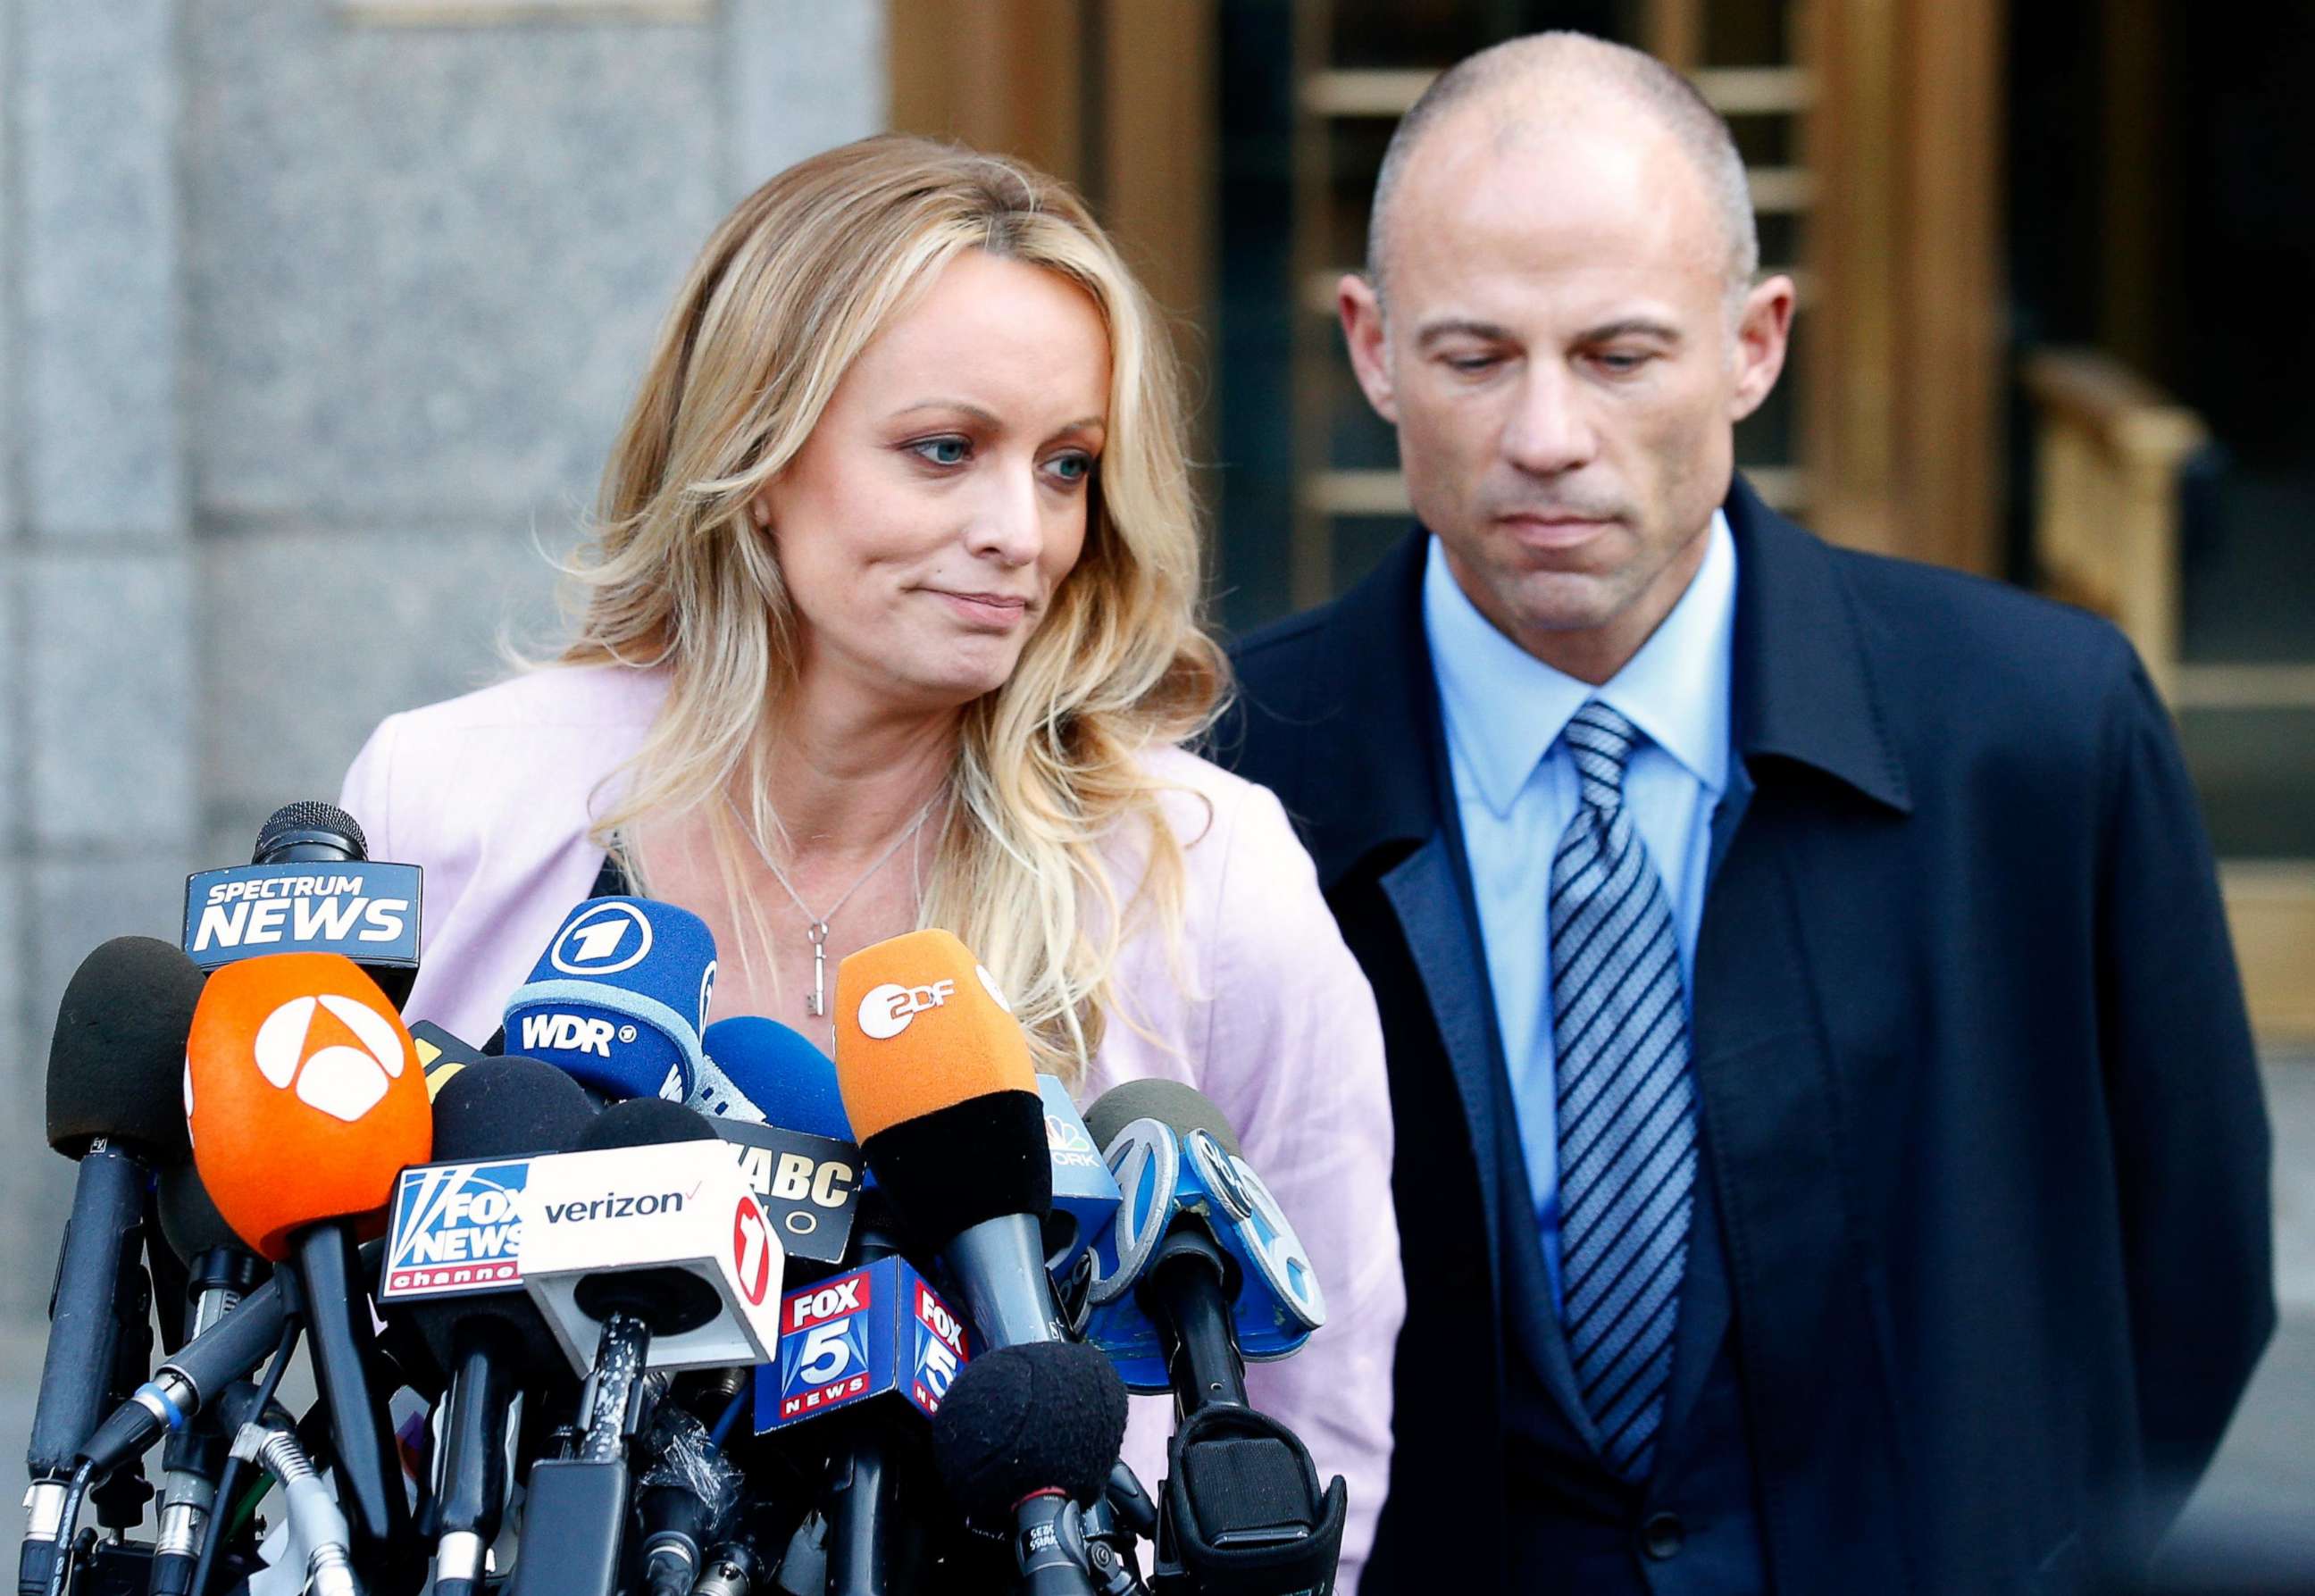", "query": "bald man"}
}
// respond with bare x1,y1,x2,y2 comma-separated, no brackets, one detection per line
1216,32,2271,1595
